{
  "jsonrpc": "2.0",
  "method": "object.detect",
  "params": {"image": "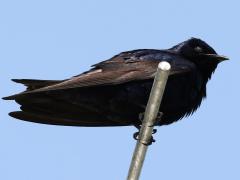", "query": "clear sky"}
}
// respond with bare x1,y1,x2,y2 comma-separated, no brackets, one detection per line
0,0,239,180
